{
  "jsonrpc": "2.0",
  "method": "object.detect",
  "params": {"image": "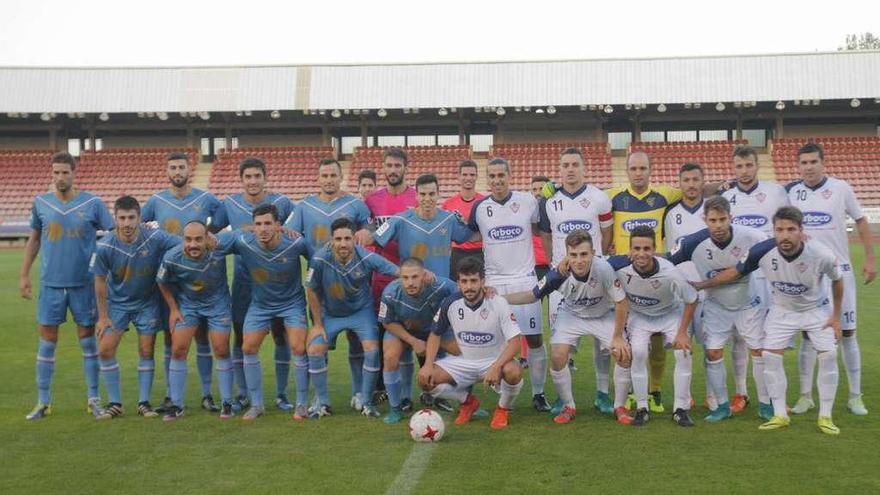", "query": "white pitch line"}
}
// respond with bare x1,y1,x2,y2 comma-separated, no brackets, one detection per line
385,443,437,495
